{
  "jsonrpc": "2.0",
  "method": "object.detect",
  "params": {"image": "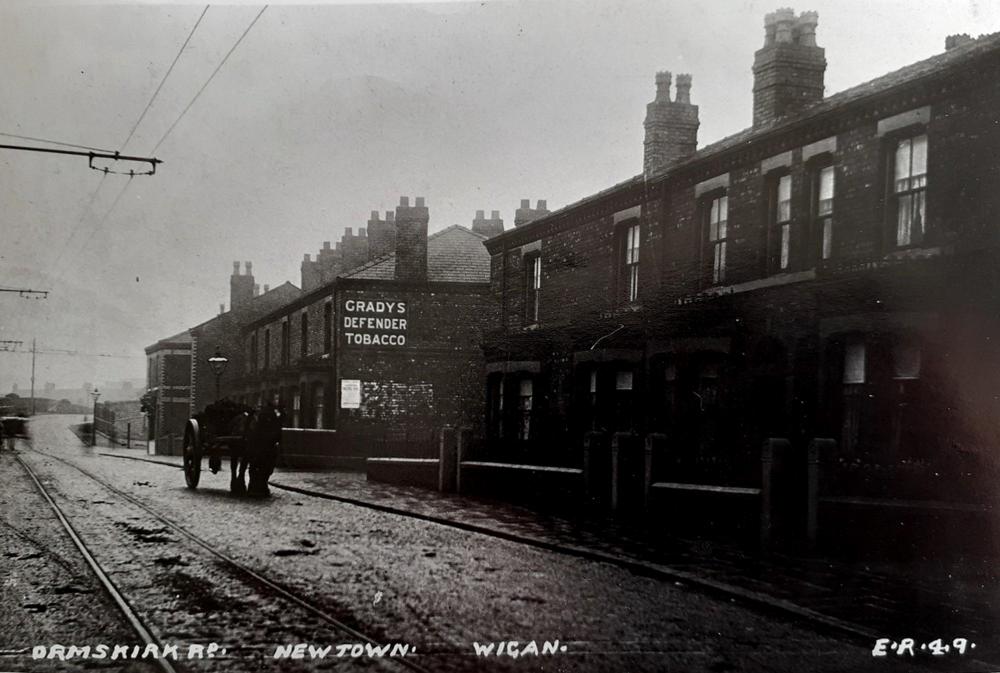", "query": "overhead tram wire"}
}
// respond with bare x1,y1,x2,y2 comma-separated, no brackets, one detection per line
52,176,135,286
120,4,210,153
45,172,109,279
1,346,142,360
73,177,136,259
150,5,268,155
44,5,209,285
